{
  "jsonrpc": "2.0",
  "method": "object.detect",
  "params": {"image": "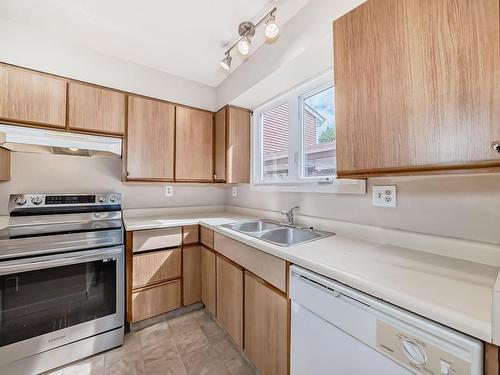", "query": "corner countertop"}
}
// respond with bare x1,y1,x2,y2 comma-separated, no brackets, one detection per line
123,211,499,343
